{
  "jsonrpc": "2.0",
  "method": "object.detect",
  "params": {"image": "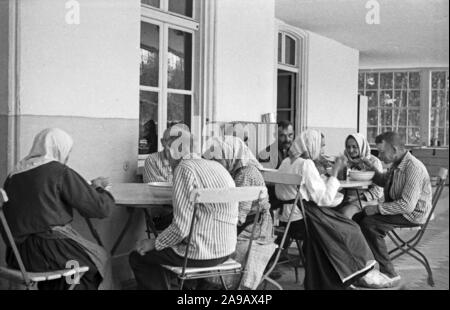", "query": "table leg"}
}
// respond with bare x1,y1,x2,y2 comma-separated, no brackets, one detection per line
143,208,158,238
84,217,104,247
111,208,136,256
355,189,364,211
